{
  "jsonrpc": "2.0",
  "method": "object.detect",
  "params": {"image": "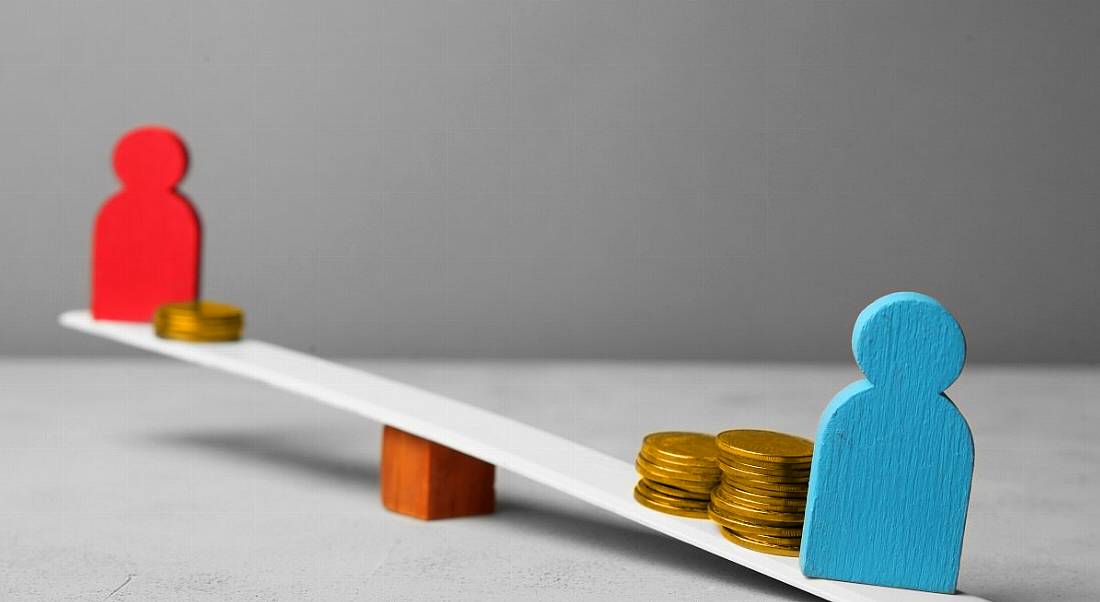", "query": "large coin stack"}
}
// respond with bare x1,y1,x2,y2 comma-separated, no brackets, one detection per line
154,301,244,342
633,432,721,518
710,429,813,556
